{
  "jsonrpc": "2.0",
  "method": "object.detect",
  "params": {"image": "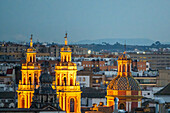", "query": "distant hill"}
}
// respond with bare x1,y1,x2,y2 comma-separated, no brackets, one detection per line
73,38,155,45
